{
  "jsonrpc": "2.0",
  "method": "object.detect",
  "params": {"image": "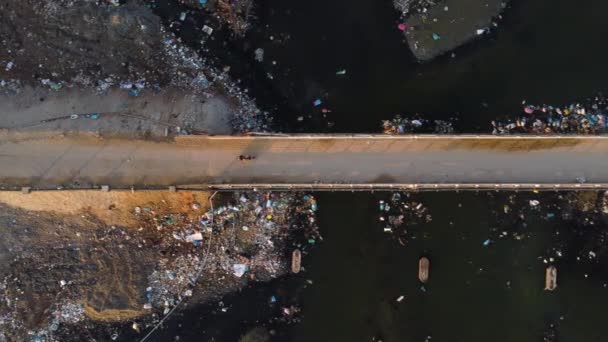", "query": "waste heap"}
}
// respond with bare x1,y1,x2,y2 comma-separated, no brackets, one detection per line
0,191,320,341
491,98,608,135
131,191,321,338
